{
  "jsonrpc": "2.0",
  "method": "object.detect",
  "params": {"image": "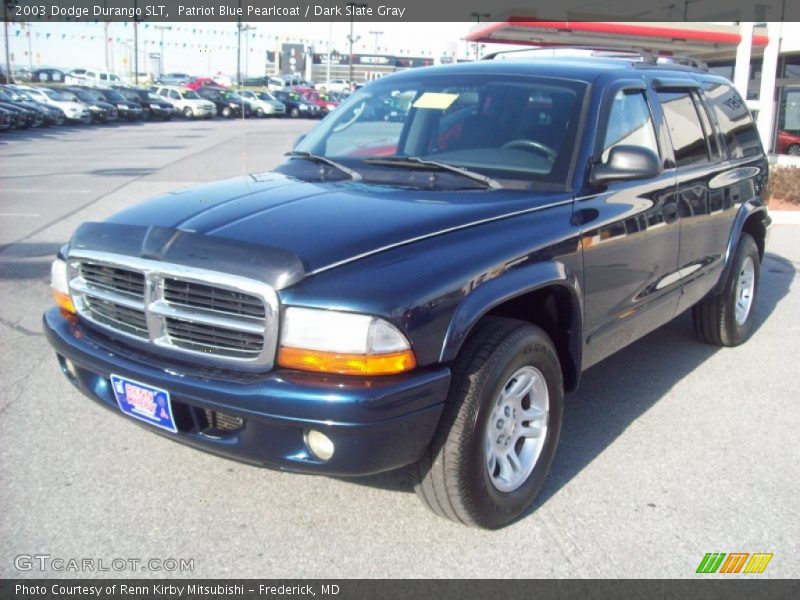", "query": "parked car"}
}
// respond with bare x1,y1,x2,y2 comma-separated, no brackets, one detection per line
65,69,122,88
30,68,66,83
0,89,47,127
0,106,15,131
61,88,118,123
0,100,37,128
117,88,174,120
236,90,286,117
272,90,319,118
157,73,193,86
186,77,226,91
43,58,770,529
293,86,339,115
153,85,216,119
15,85,90,123
242,76,271,87
320,79,351,93
195,86,251,118
776,130,800,155
3,86,66,126
90,87,145,121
